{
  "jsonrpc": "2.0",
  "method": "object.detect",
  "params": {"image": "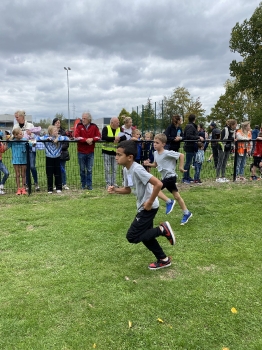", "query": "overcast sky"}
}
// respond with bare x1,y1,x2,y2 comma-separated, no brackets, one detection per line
0,0,260,123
